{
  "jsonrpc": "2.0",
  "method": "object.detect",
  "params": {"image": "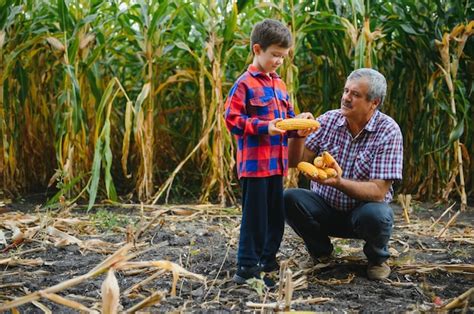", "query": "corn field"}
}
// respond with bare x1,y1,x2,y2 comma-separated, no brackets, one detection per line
0,0,473,209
